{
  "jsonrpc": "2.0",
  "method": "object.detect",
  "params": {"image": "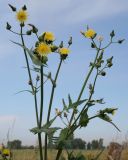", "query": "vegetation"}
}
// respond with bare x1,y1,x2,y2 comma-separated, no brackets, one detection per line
2,3,124,160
